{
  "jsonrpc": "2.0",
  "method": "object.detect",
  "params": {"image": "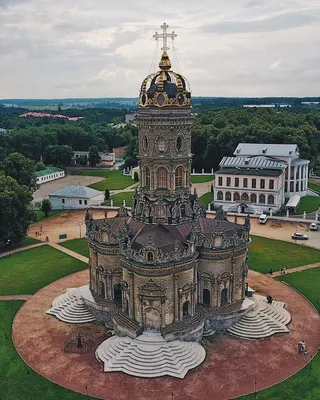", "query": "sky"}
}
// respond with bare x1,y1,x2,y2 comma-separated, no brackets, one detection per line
1,0,320,98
